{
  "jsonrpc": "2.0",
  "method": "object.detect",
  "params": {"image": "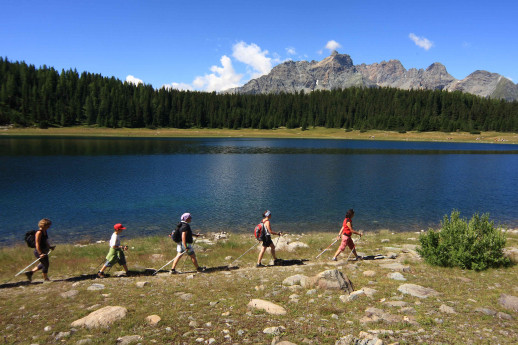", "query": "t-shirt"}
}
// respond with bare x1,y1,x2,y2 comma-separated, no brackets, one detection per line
342,217,352,236
179,222,194,244
109,232,121,247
